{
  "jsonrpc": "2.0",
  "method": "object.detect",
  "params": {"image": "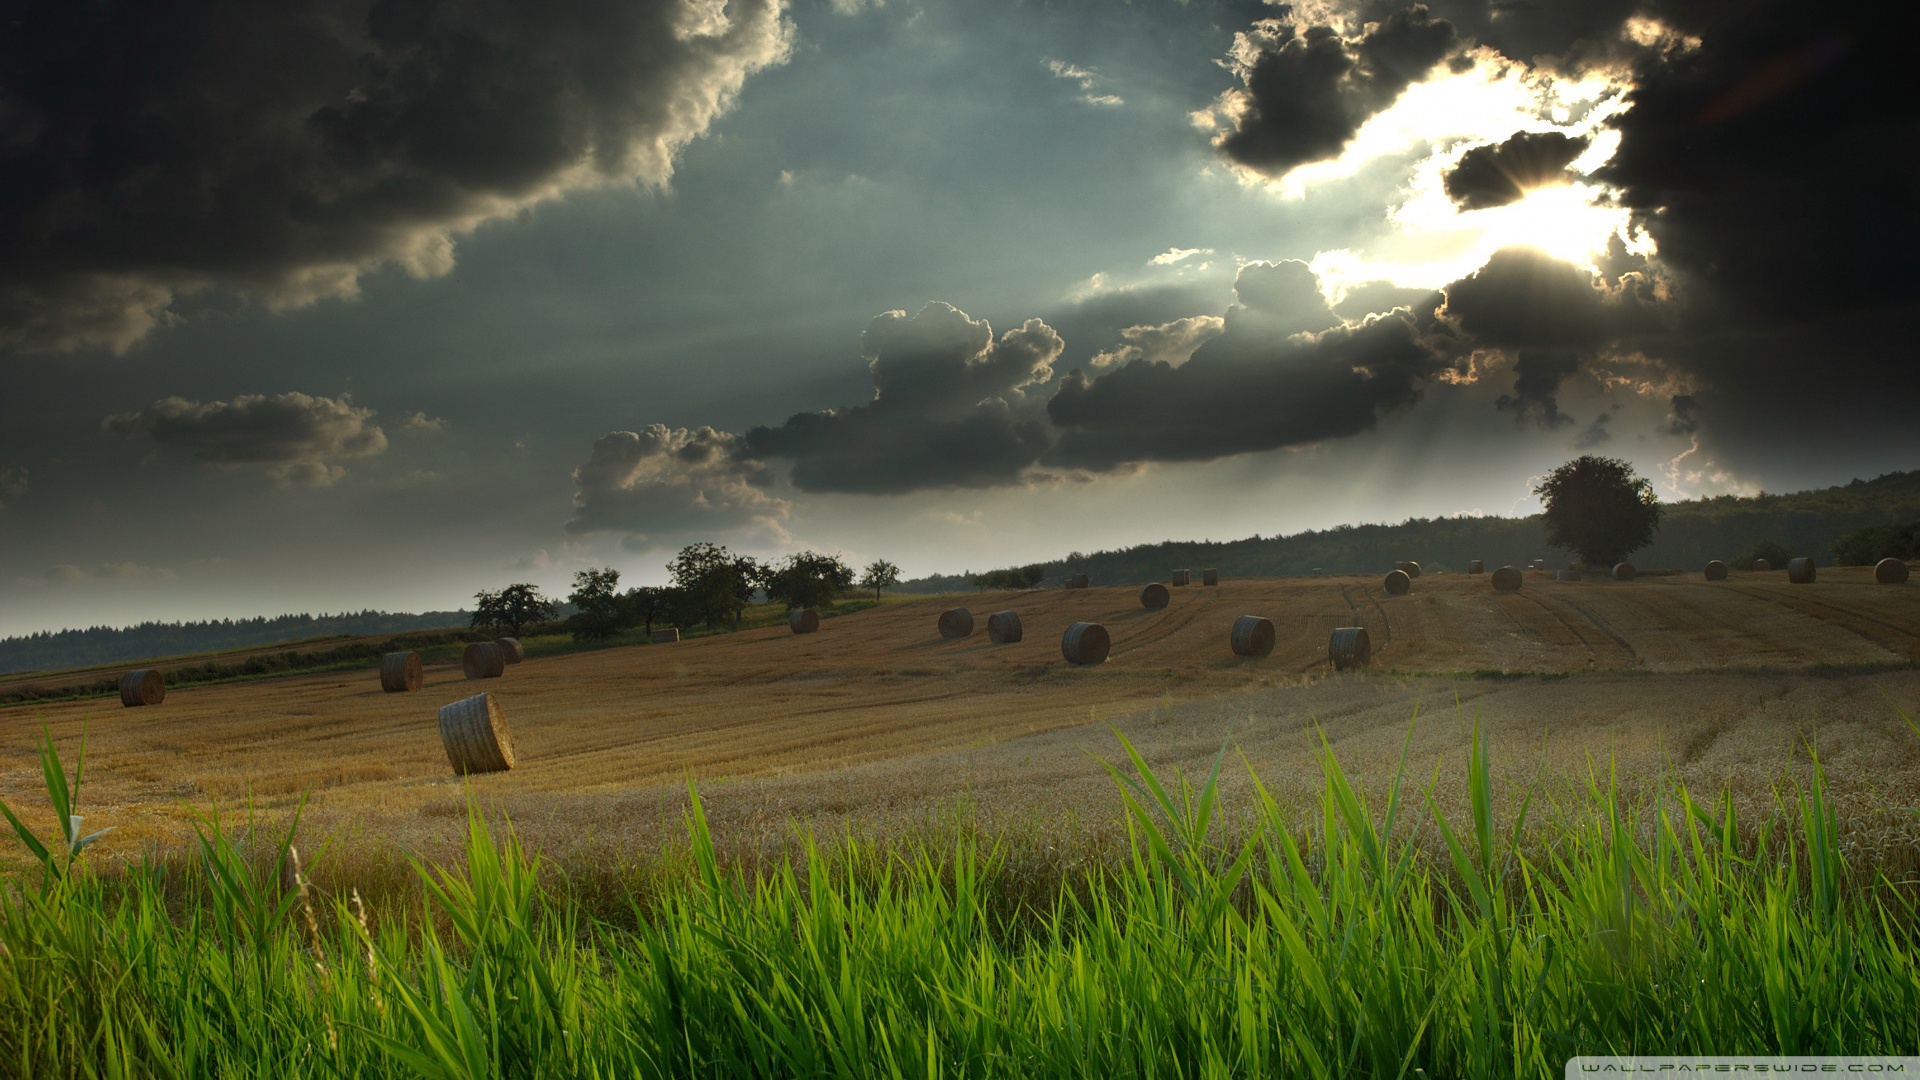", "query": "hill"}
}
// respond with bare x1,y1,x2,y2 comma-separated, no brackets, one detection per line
0,609,470,676
899,469,1920,590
